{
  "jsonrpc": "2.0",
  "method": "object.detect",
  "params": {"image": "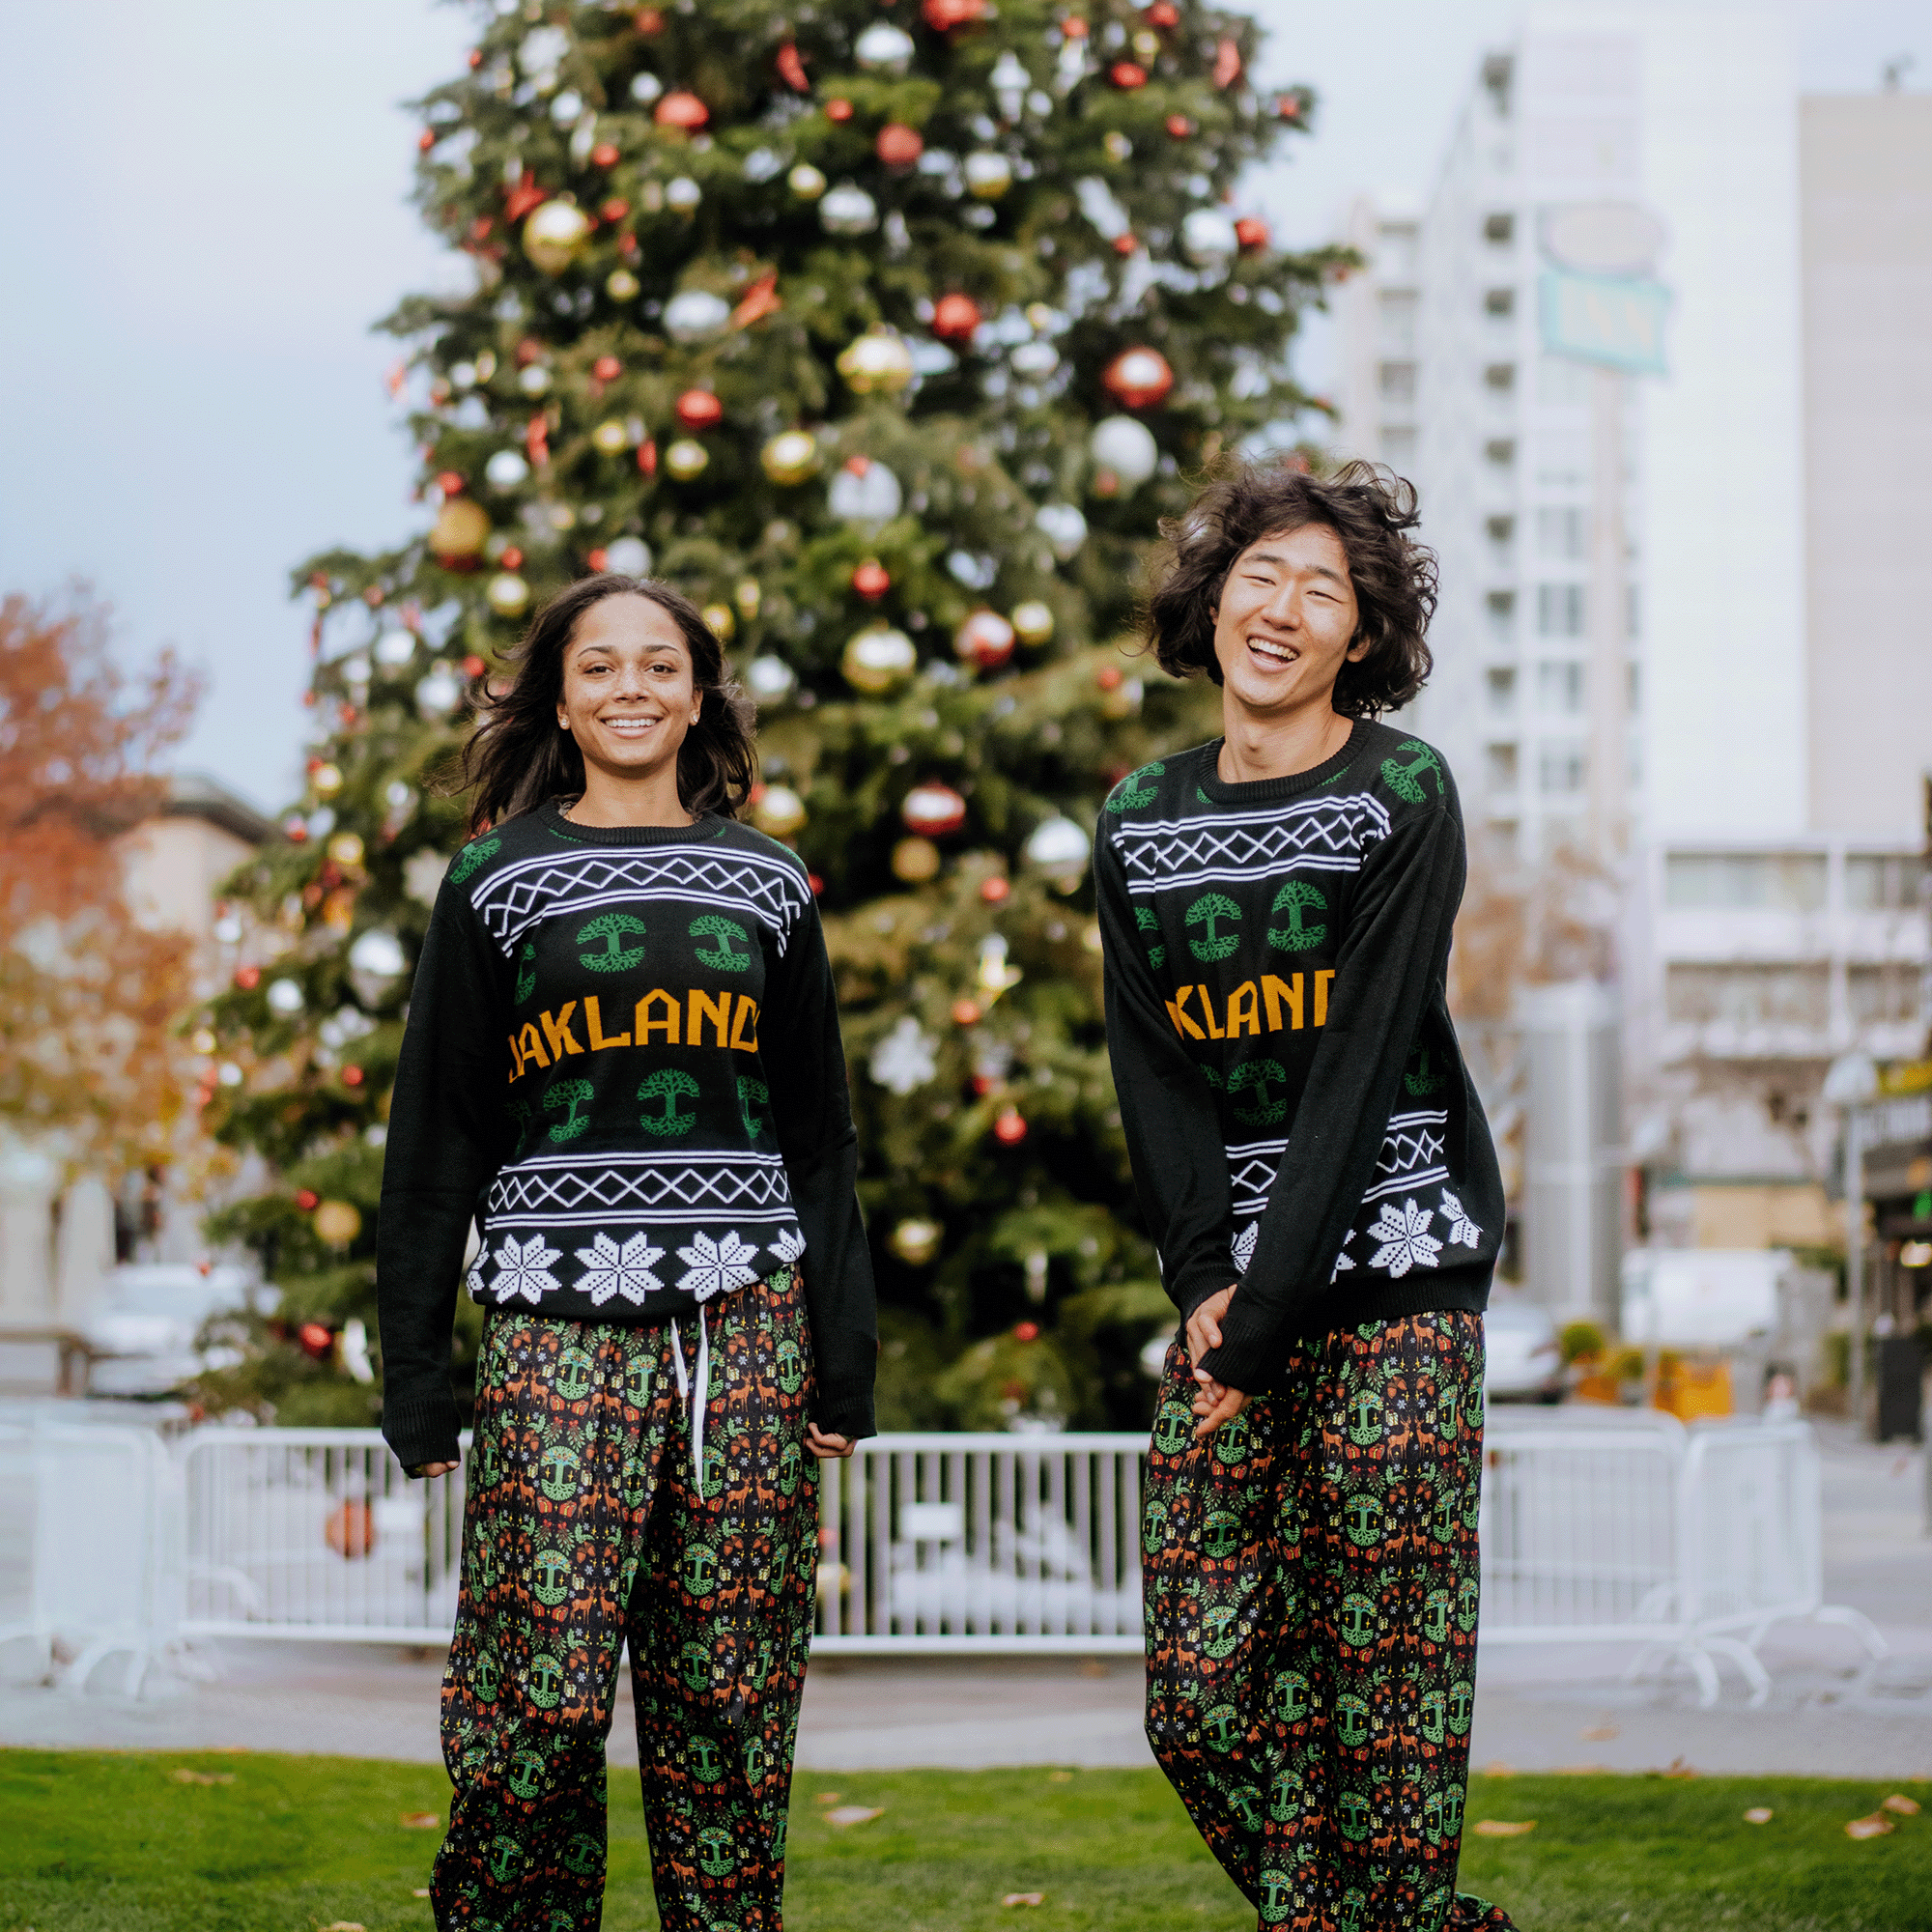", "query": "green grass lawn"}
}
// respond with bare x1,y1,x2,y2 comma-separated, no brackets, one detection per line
1,1752,1928,1932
